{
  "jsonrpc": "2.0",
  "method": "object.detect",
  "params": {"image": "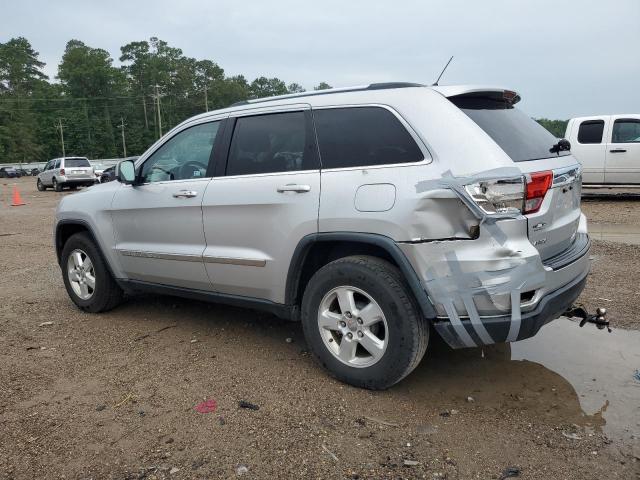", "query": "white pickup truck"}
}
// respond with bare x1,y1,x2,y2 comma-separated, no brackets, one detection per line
565,115,640,185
